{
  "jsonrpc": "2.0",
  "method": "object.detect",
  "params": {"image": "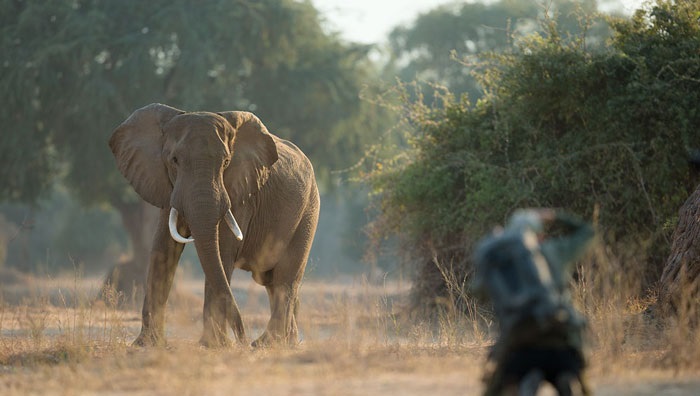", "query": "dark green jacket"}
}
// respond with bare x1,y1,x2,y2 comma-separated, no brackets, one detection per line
472,211,594,353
